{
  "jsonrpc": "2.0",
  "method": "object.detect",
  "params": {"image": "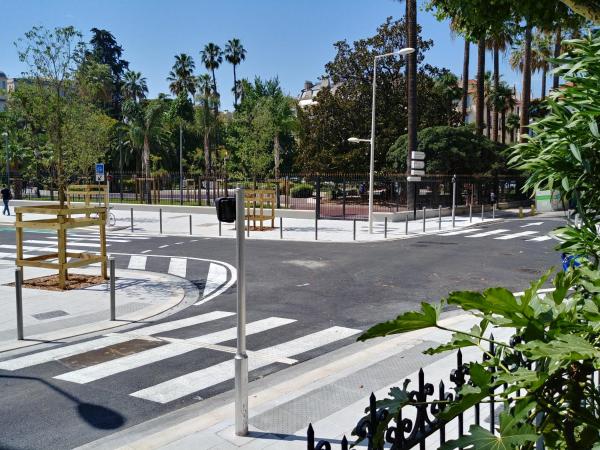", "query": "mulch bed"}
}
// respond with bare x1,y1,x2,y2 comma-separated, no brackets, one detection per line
7,273,107,291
